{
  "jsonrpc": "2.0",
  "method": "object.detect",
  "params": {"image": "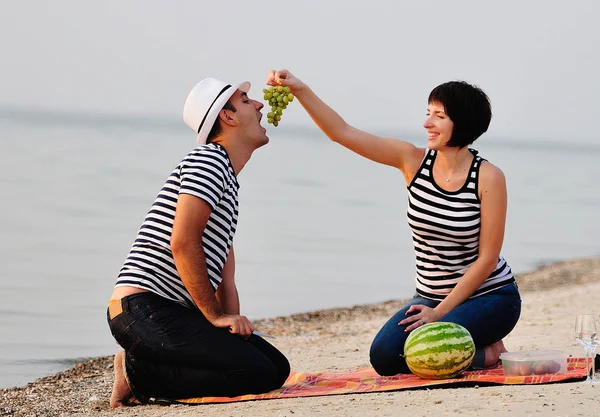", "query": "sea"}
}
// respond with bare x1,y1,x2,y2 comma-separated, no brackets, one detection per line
1,108,598,389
